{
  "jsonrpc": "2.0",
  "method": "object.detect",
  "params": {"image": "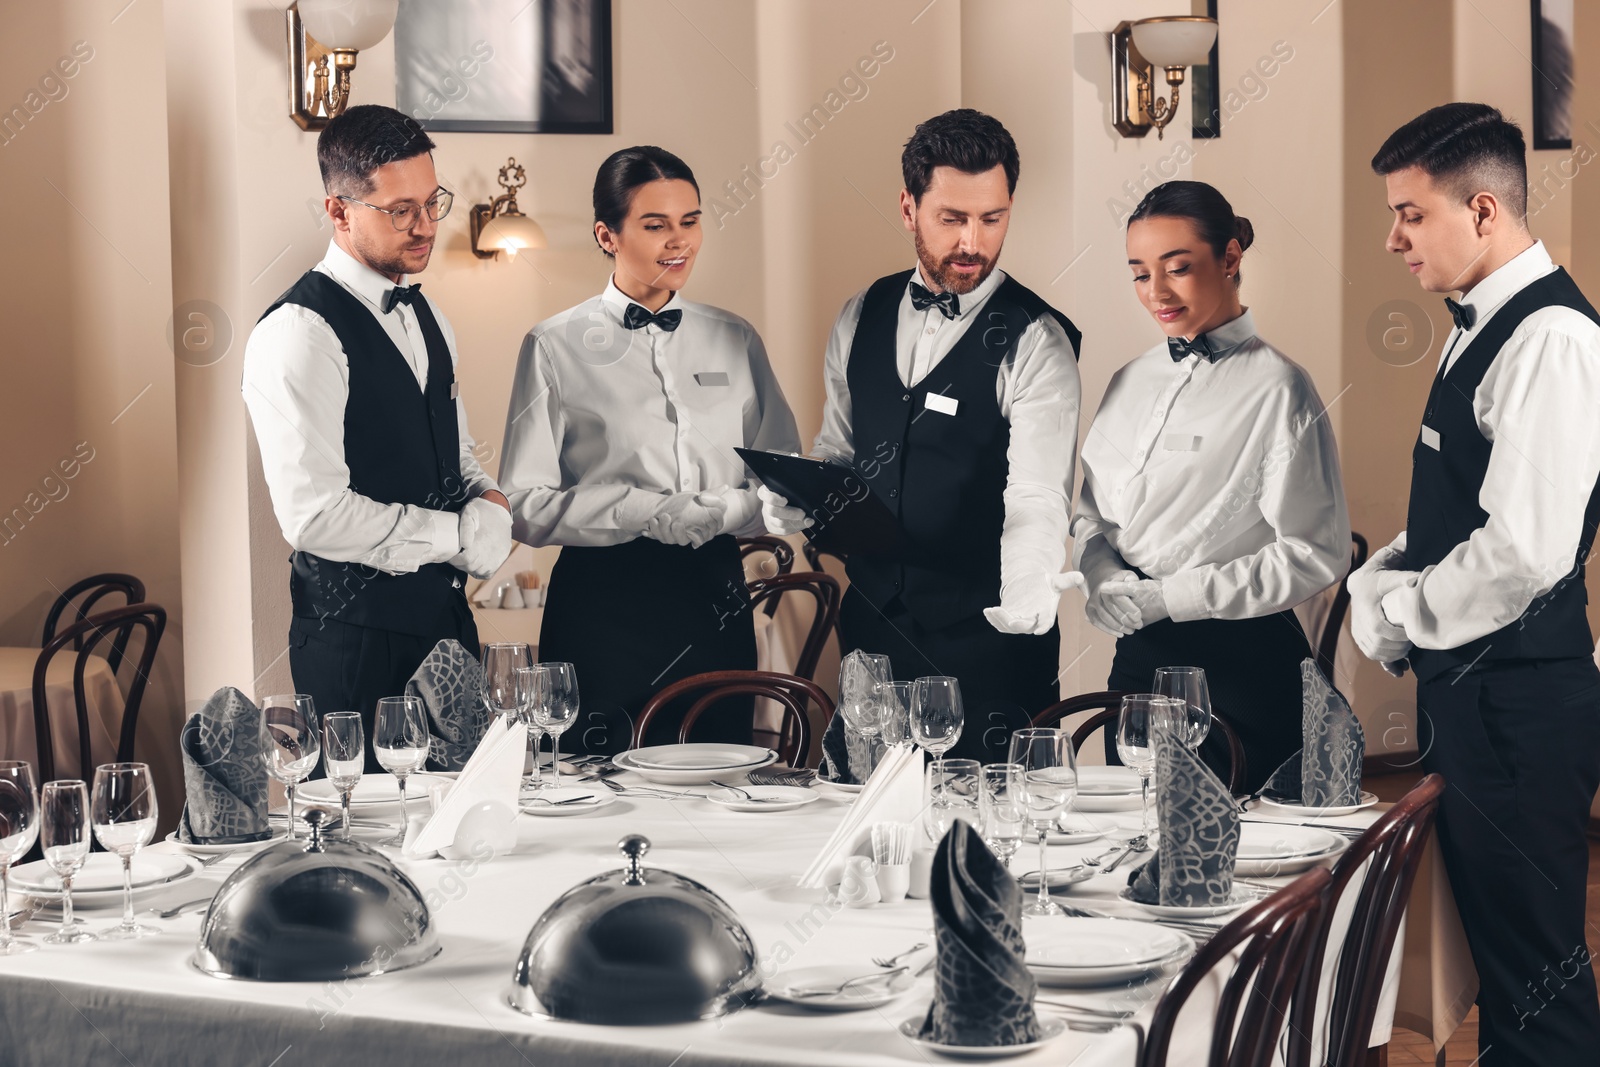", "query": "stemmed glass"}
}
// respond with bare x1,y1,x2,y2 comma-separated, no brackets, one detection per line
0,761,40,955
1152,666,1212,750
515,666,547,791
41,780,95,944
484,644,533,779
538,663,579,772
877,681,913,746
910,676,964,759
925,759,980,842
979,763,1027,870
374,696,431,847
90,762,158,940
262,694,320,840
1008,728,1077,918
1118,695,1183,840
322,712,365,841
